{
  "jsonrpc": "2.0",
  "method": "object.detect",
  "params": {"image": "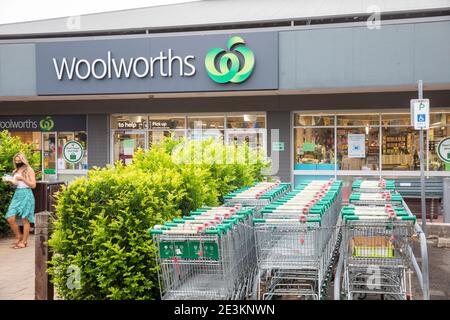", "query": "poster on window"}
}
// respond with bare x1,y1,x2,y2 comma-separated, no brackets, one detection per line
123,139,135,156
348,134,365,158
